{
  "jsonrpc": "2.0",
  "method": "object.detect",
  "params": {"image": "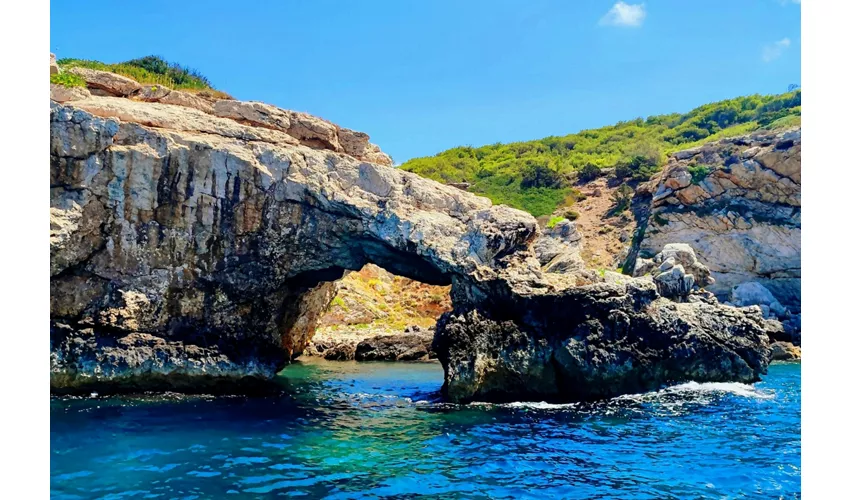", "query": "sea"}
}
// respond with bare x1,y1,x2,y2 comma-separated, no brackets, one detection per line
51,358,801,499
